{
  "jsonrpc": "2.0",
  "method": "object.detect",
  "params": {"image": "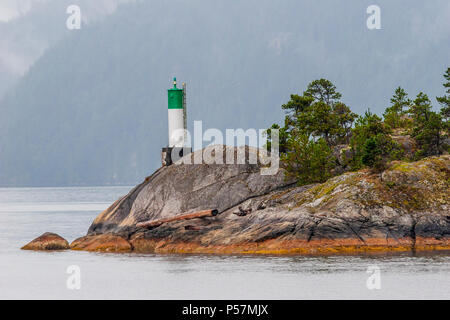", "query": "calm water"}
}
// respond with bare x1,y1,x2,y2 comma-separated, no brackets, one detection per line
0,186,449,300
